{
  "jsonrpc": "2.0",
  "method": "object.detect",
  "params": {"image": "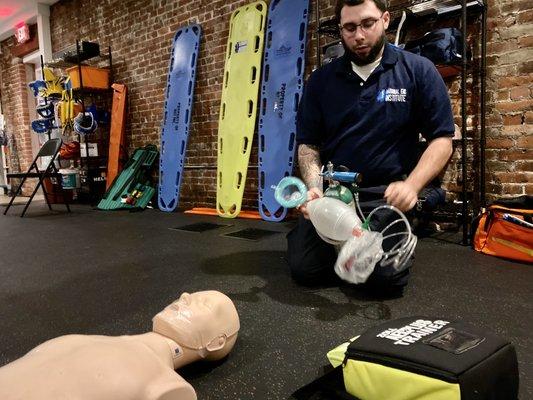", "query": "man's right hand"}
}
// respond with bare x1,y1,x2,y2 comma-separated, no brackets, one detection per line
298,187,323,220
